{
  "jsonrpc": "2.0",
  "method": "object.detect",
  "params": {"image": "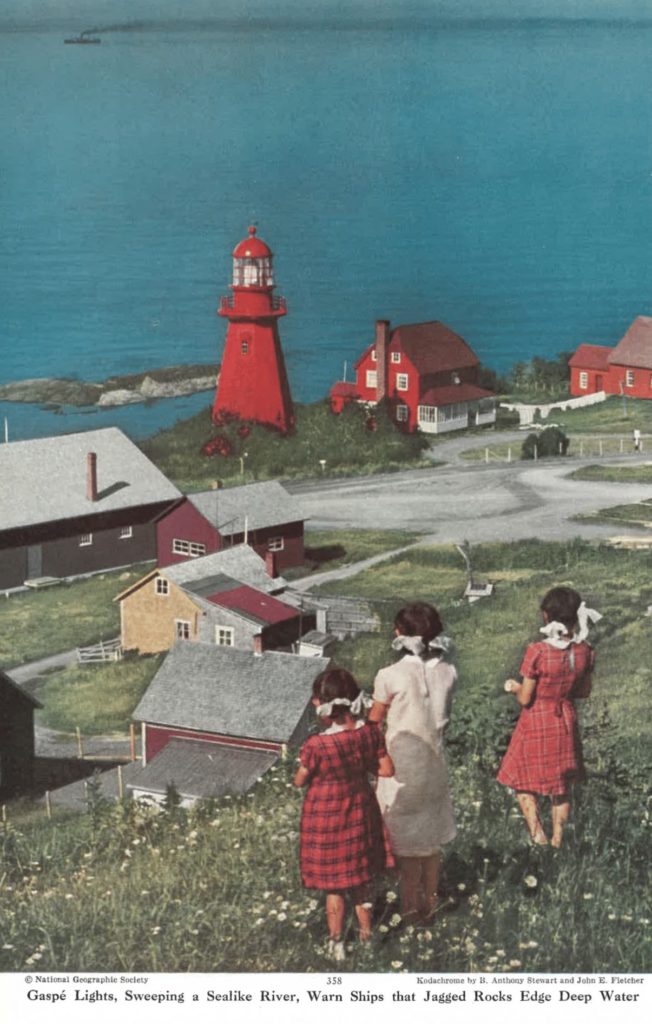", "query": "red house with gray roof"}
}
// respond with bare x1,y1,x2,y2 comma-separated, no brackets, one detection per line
569,316,652,399
132,642,329,775
156,479,305,572
330,319,496,433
